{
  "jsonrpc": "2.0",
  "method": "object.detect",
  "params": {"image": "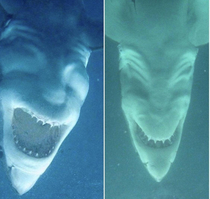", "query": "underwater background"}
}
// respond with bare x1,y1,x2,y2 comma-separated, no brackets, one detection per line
105,38,208,199
0,0,103,198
